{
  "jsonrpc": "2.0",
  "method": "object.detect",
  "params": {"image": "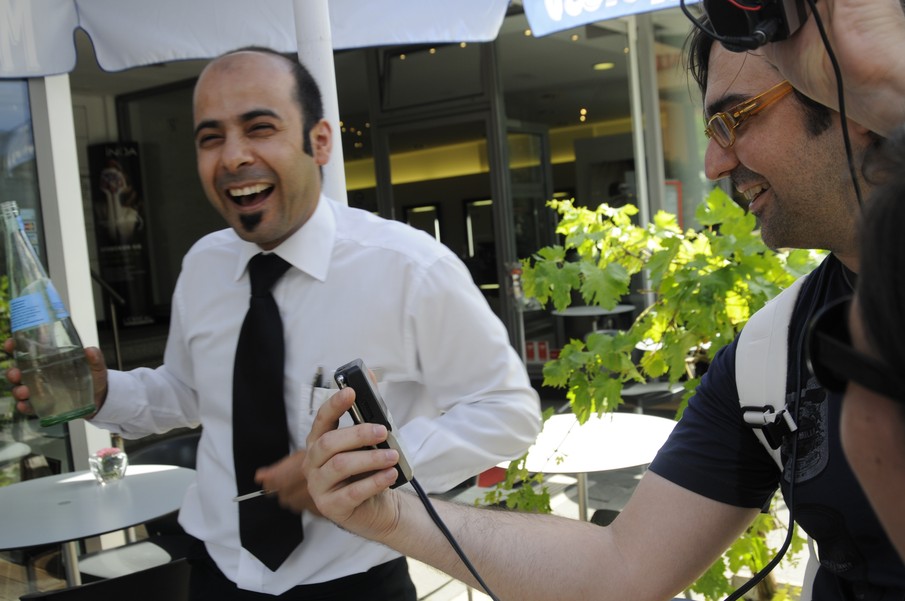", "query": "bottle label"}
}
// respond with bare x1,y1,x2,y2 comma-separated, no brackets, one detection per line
10,293,52,332
46,283,70,320
9,282,69,332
